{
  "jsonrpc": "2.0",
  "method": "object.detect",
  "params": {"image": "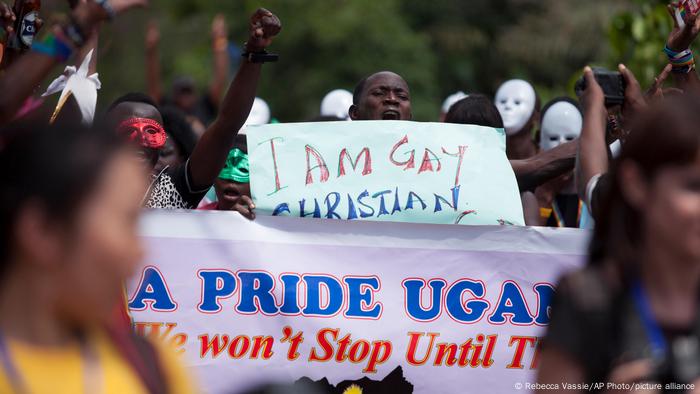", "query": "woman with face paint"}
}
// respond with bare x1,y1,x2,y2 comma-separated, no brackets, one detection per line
494,79,540,160
537,76,700,393
535,98,587,228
